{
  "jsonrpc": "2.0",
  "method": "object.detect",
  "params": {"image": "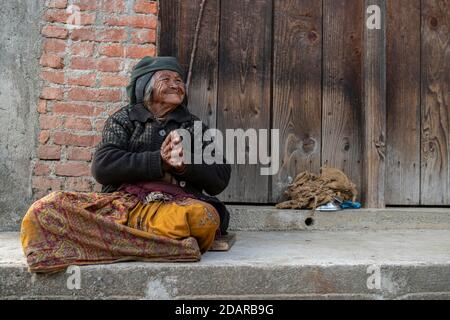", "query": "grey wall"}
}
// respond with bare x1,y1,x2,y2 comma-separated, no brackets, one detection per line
0,0,43,230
